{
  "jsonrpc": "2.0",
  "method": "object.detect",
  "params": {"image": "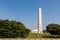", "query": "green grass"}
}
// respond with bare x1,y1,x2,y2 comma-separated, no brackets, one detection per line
28,33,43,38
27,33,60,38
43,33,60,38
27,33,50,38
